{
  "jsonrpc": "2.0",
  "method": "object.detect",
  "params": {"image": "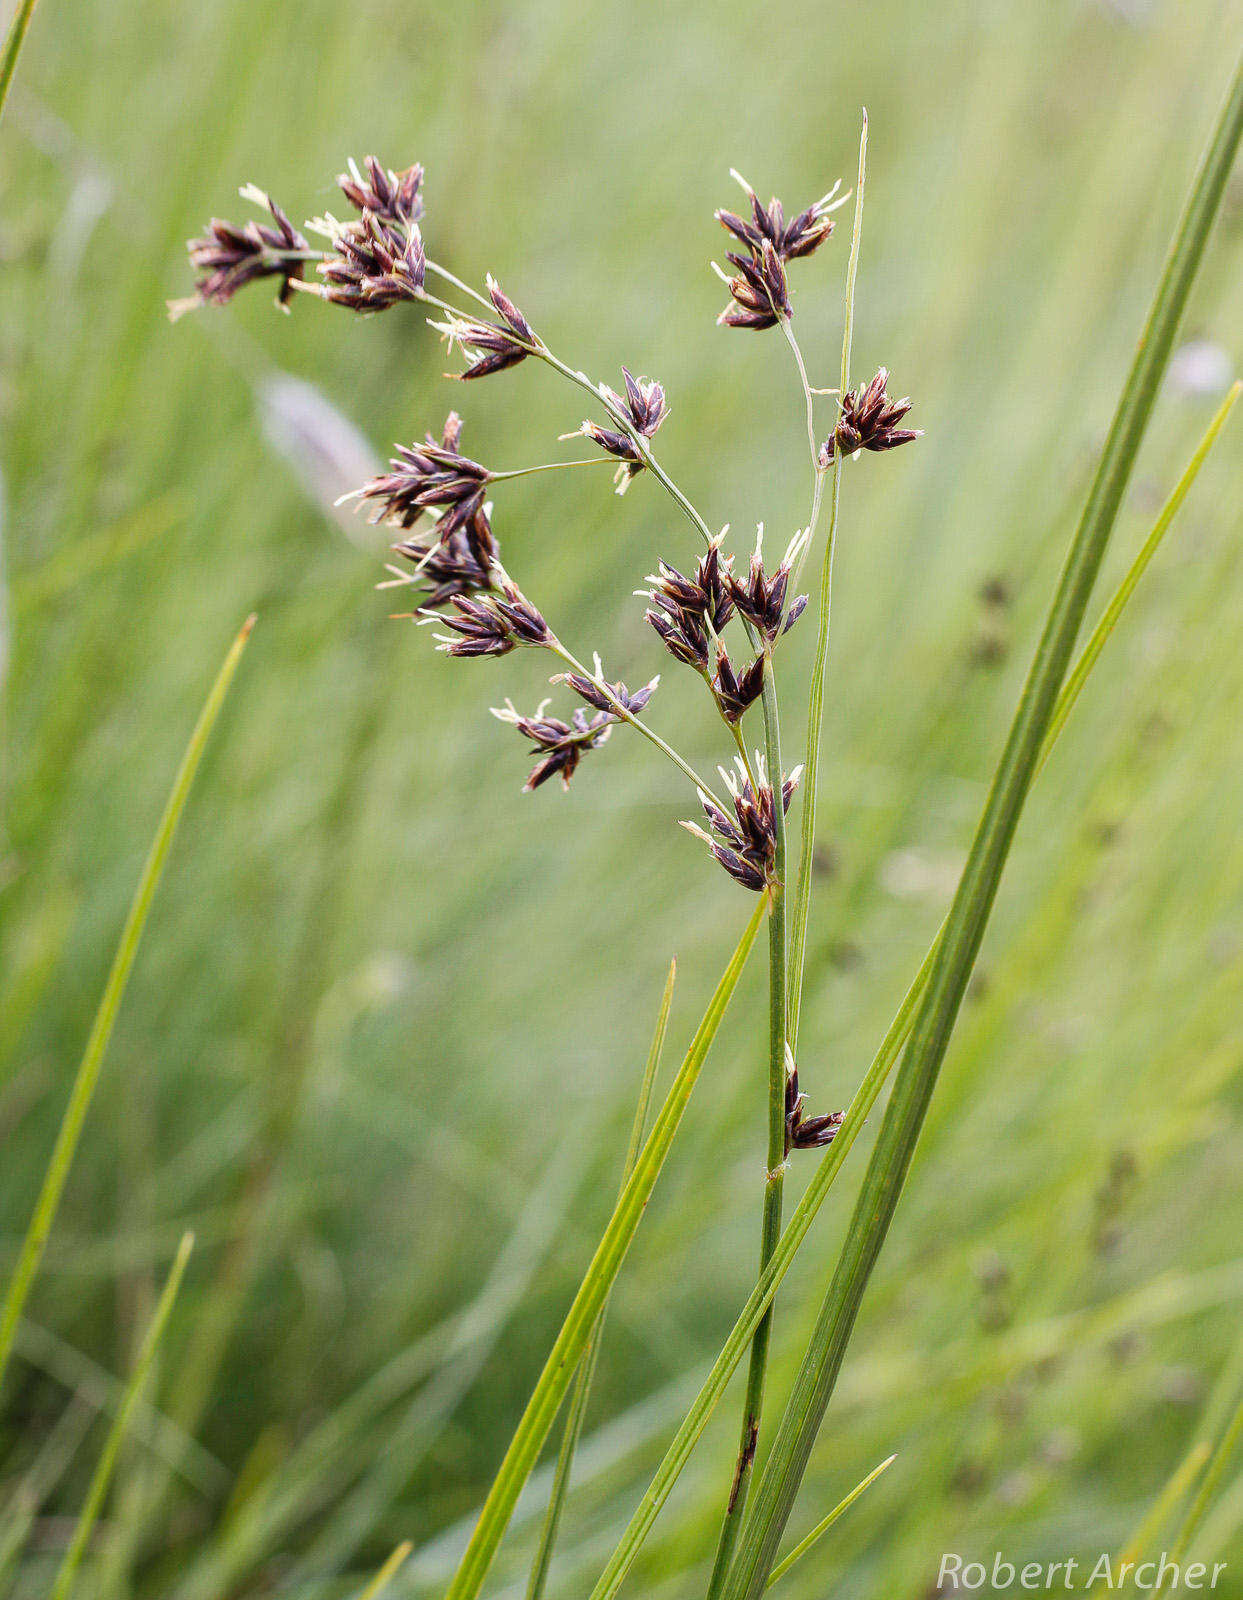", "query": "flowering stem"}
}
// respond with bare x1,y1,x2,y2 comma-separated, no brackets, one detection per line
787,111,867,1054
488,459,616,482
546,640,727,811
706,650,787,1595
778,315,827,565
